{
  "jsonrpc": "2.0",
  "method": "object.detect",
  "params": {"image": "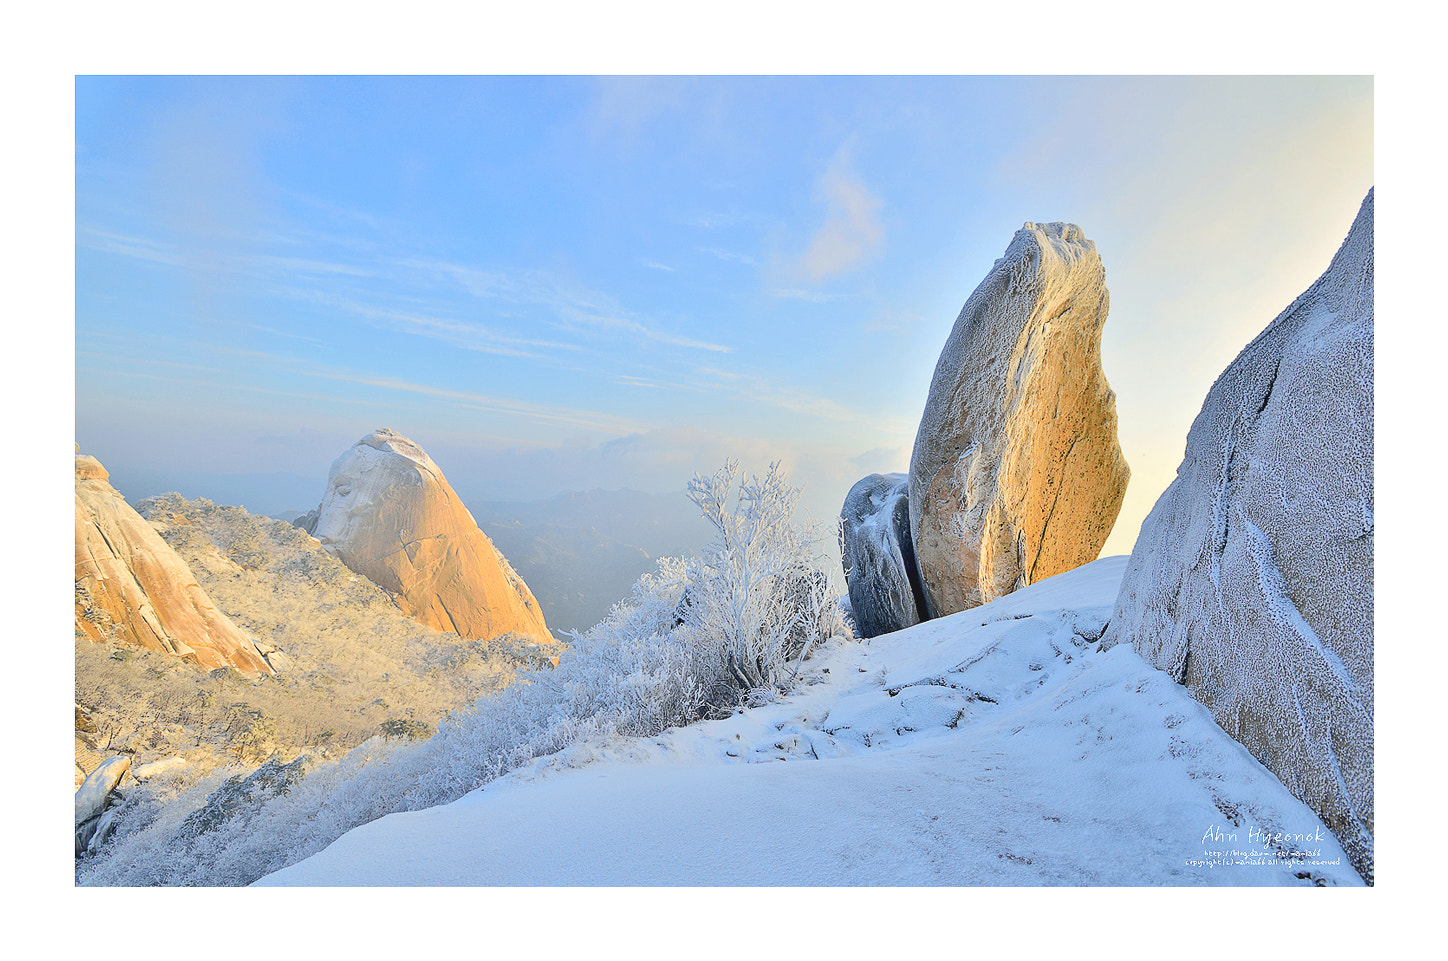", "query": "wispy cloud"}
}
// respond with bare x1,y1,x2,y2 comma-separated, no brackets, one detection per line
77,225,374,279
281,286,582,359
403,257,734,354
615,374,706,391
795,149,884,282
80,346,649,437
77,227,191,269
700,246,760,267
692,367,863,424
313,370,648,436
641,260,676,272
